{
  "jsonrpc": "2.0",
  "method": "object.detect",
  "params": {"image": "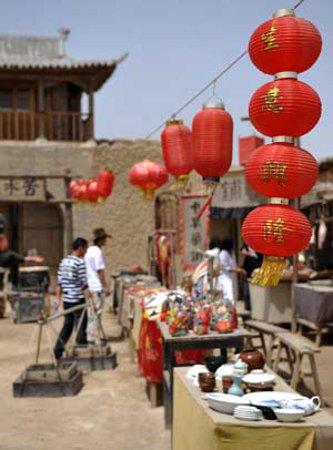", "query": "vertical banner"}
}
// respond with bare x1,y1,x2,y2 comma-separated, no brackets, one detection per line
179,195,209,271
